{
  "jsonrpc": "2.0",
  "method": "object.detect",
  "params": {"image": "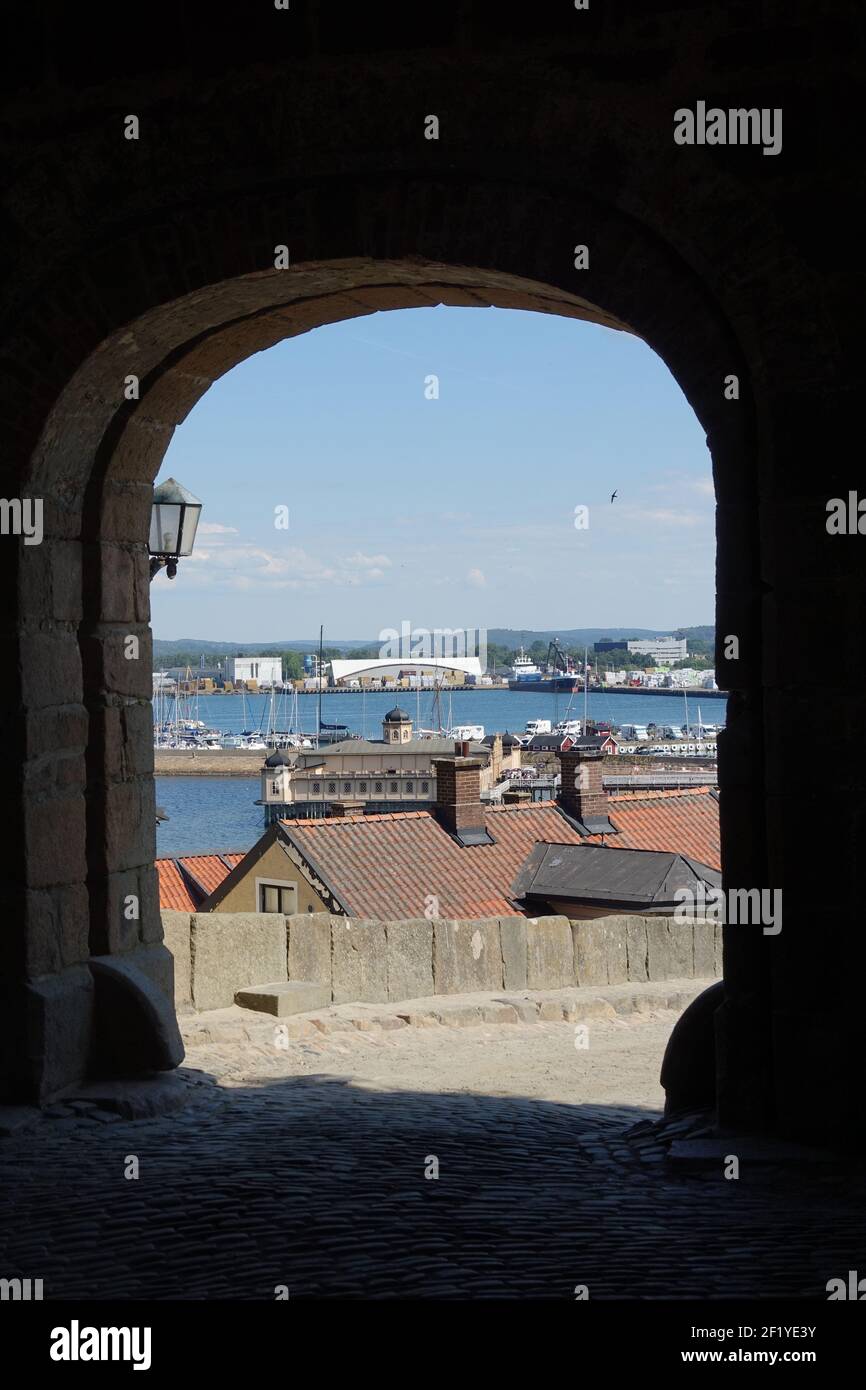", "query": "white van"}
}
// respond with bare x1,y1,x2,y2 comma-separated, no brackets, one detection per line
554,719,582,736
450,724,485,742
525,719,552,736
621,724,649,741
